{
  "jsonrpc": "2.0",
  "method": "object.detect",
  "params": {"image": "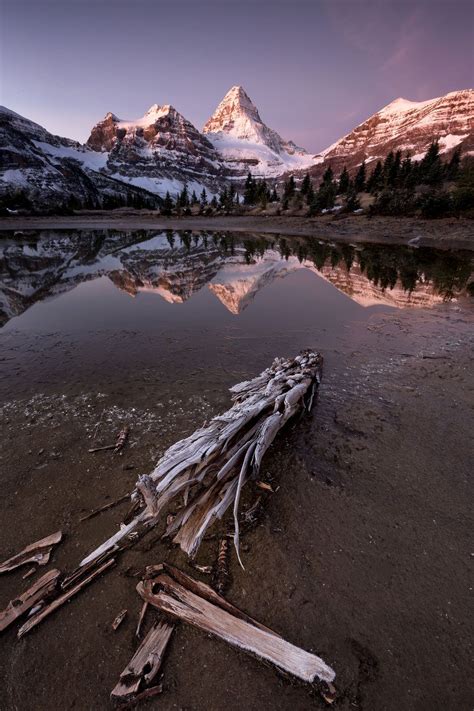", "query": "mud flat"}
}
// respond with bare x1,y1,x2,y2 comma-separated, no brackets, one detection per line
0,225,473,710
